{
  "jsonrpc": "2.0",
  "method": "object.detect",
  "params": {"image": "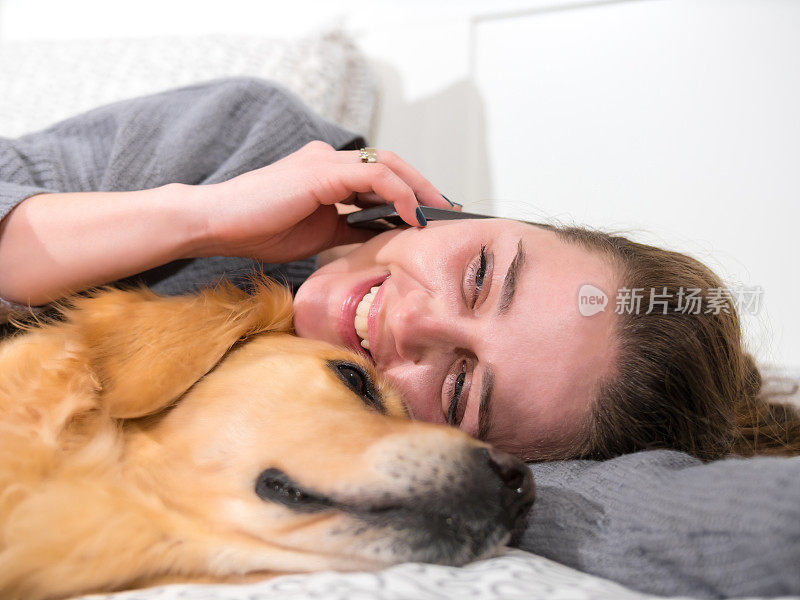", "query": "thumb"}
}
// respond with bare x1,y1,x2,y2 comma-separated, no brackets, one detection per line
324,214,387,249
